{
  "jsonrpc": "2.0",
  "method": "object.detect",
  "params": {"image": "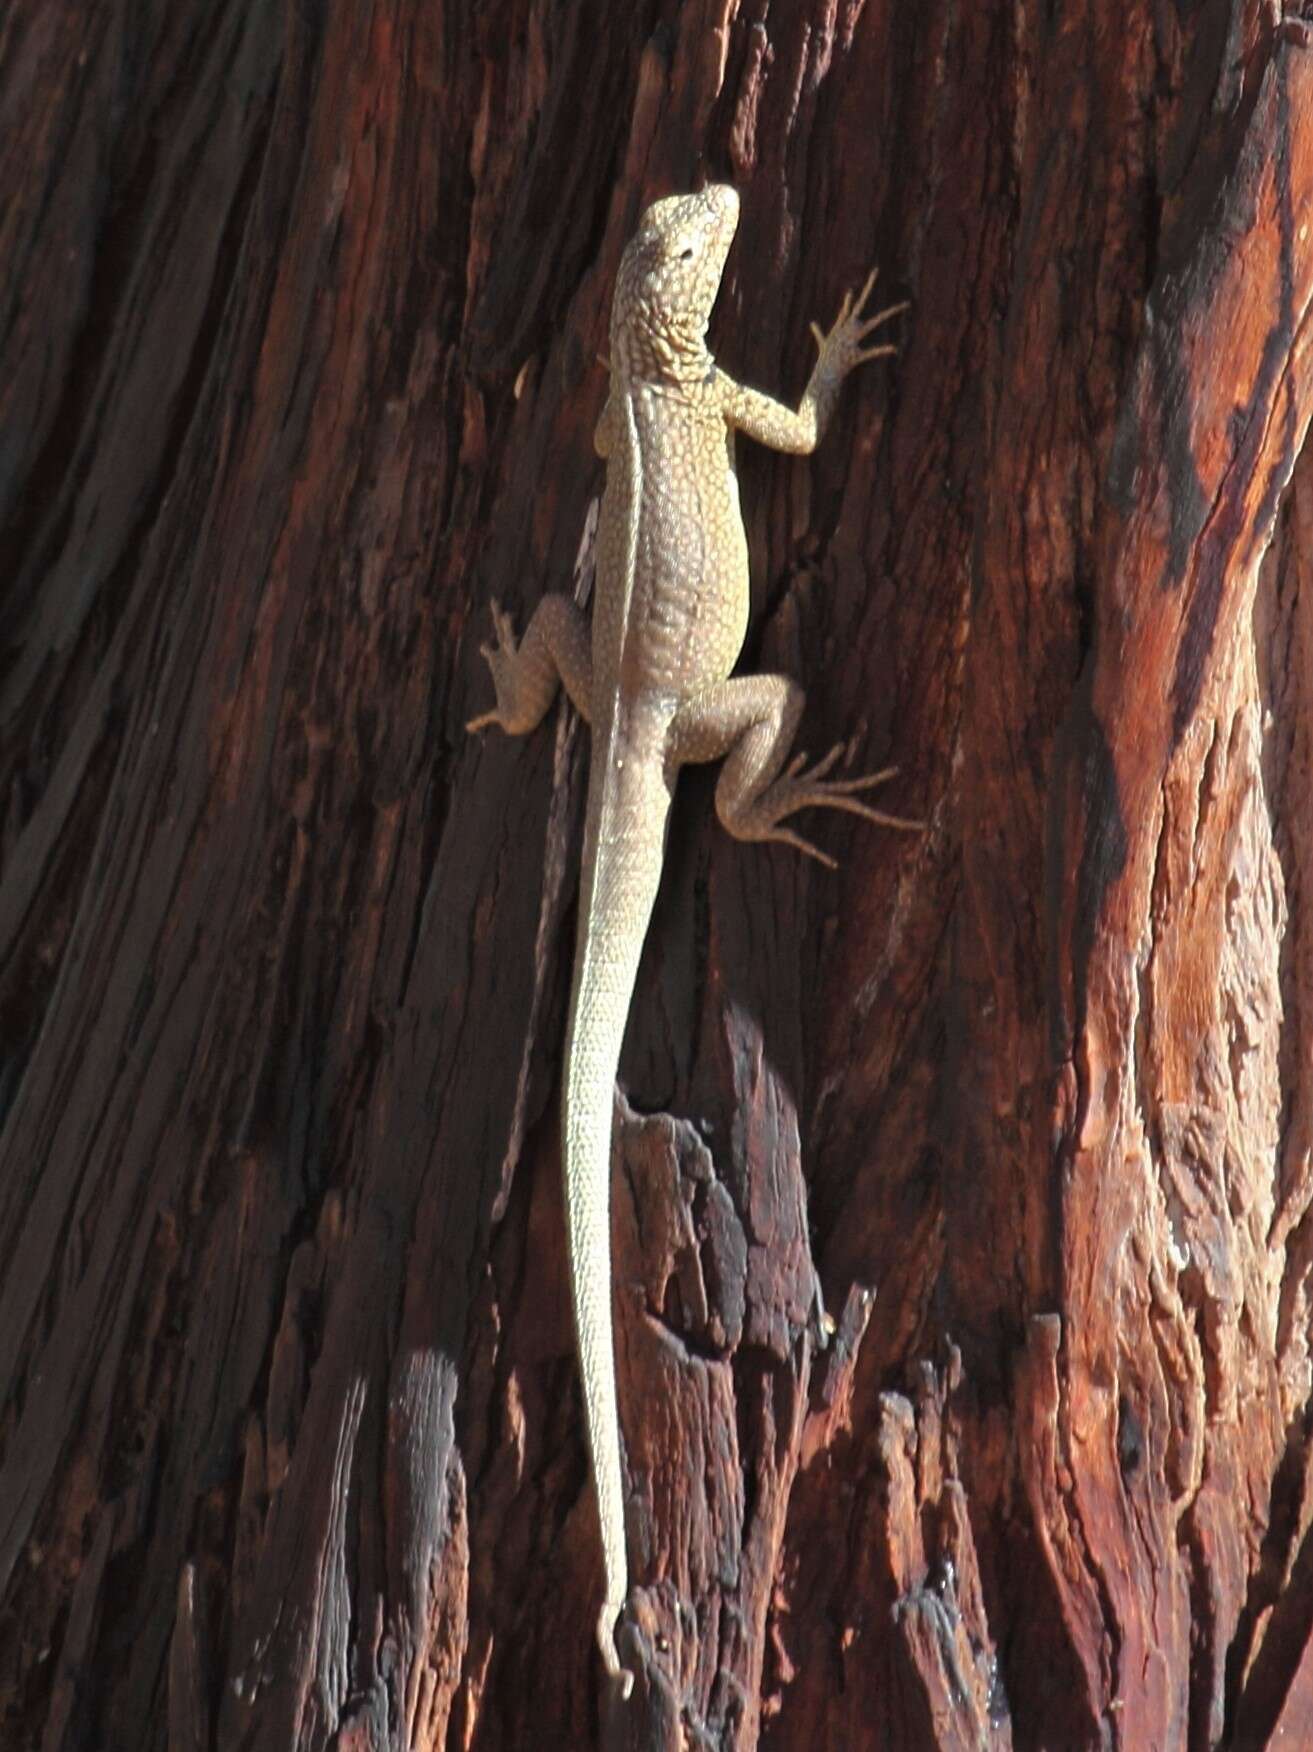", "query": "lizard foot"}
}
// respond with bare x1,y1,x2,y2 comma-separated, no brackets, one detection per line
466,600,531,734
810,268,910,377
743,746,922,869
